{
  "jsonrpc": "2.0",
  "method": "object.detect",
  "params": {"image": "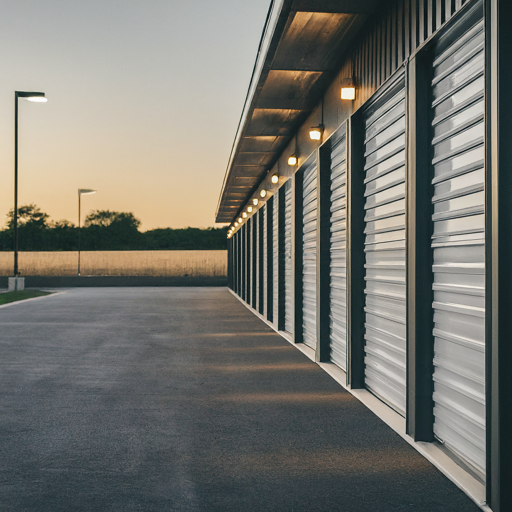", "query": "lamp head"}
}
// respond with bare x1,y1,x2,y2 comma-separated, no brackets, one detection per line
288,154,298,166
17,91,47,103
340,77,356,101
309,125,324,141
79,189,97,195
